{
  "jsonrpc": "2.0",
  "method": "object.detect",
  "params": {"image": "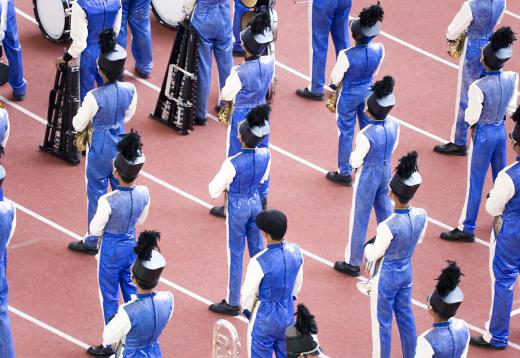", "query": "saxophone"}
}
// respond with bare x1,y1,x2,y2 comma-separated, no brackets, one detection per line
218,101,233,127
74,123,93,152
212,319,240,358
326,82,342,113
447,31,467,59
